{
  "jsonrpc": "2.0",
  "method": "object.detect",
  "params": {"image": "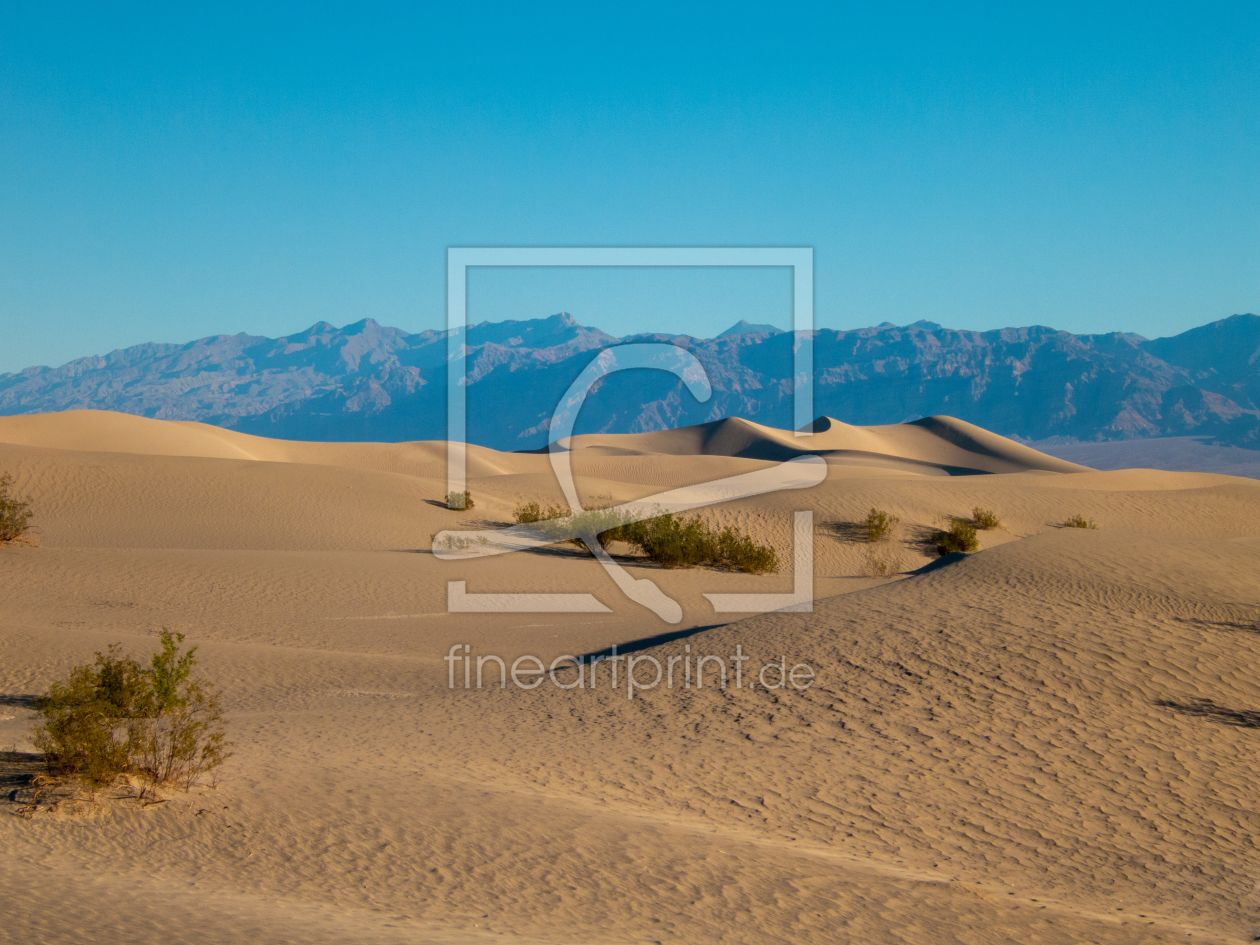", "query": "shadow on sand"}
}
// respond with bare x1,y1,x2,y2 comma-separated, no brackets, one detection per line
1154,698,1260,729
575,624,730,665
